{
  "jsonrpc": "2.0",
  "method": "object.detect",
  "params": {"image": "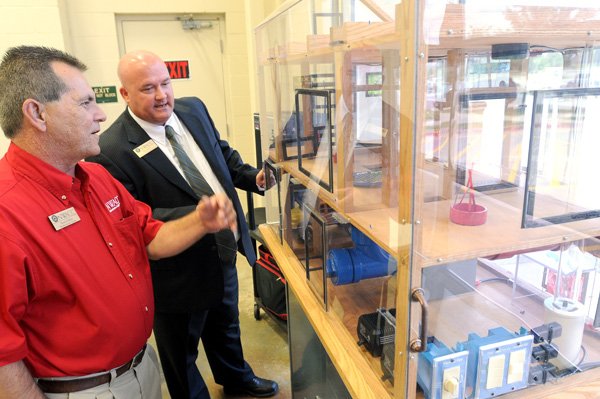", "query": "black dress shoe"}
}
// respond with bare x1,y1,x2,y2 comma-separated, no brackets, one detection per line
224,376,279,397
